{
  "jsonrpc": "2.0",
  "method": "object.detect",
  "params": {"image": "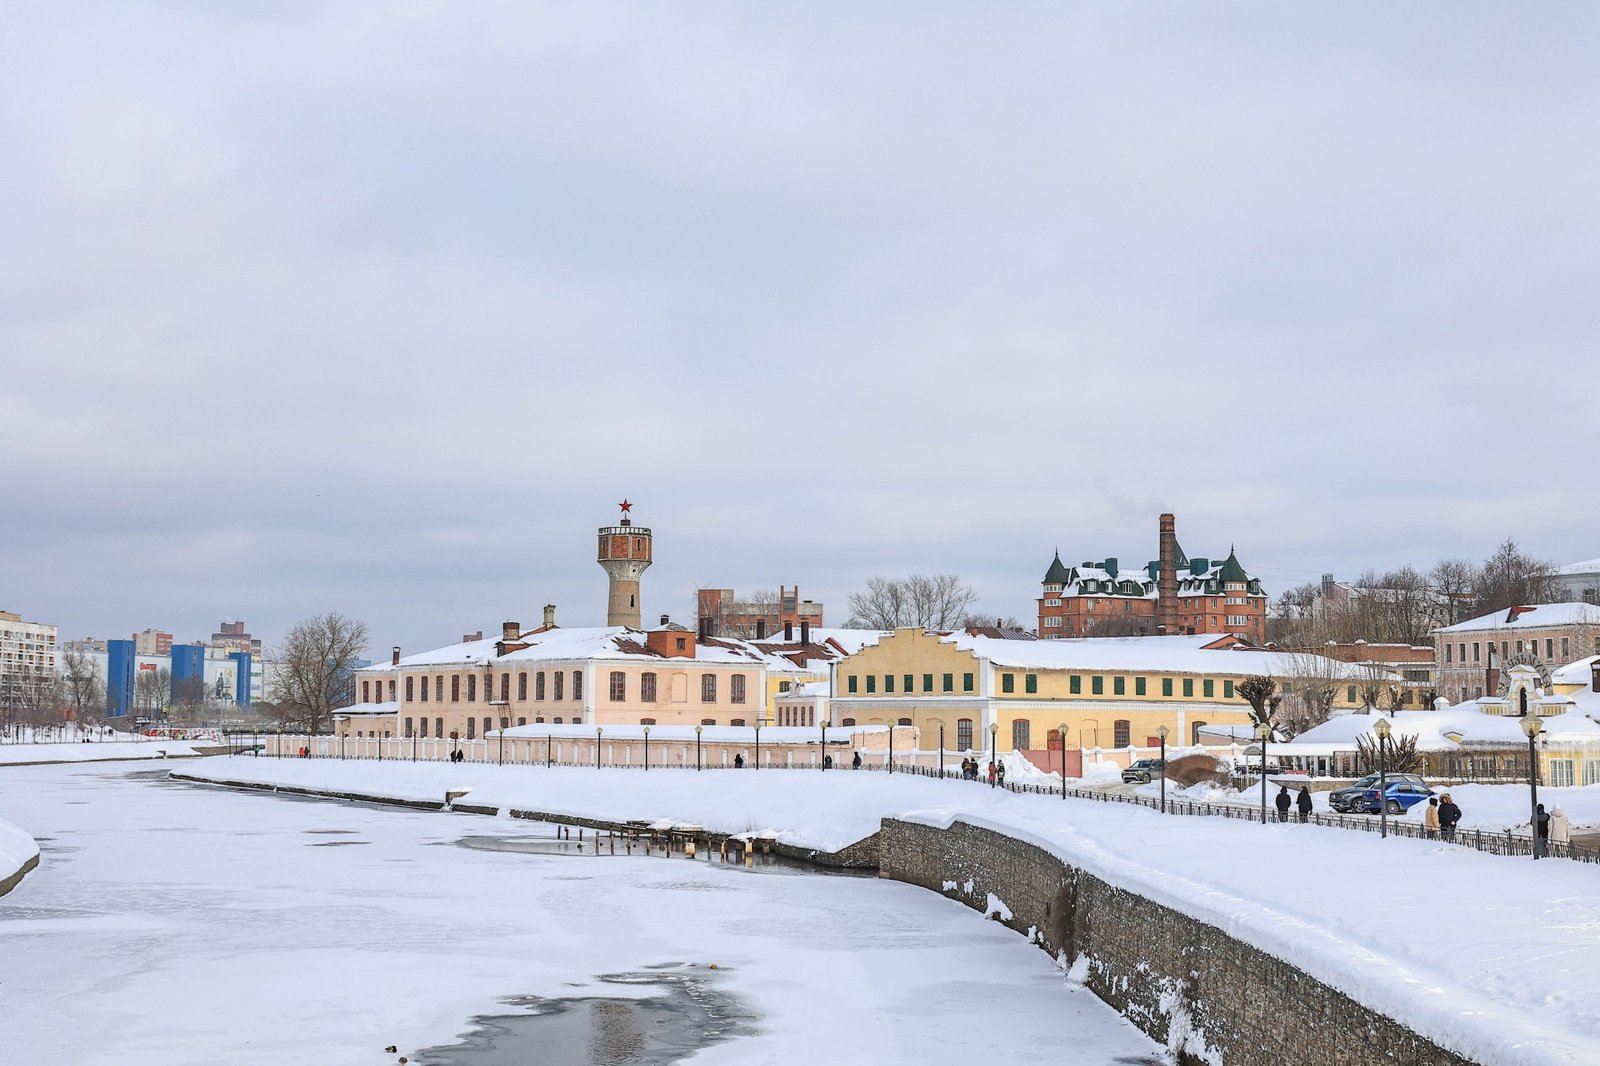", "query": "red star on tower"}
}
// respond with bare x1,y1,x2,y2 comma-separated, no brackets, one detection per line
619,499,633,514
